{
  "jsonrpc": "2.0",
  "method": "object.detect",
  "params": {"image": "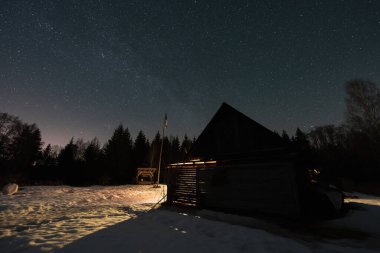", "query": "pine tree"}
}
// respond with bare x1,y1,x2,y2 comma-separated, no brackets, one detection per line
56,138,79,184
84,138,103,184
58,138,77,167
180,134,193,160
170,136,181,163
294,128,309,148
104,125,133,183
133,130,149,169
281,130,291,143
148,131,161,168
